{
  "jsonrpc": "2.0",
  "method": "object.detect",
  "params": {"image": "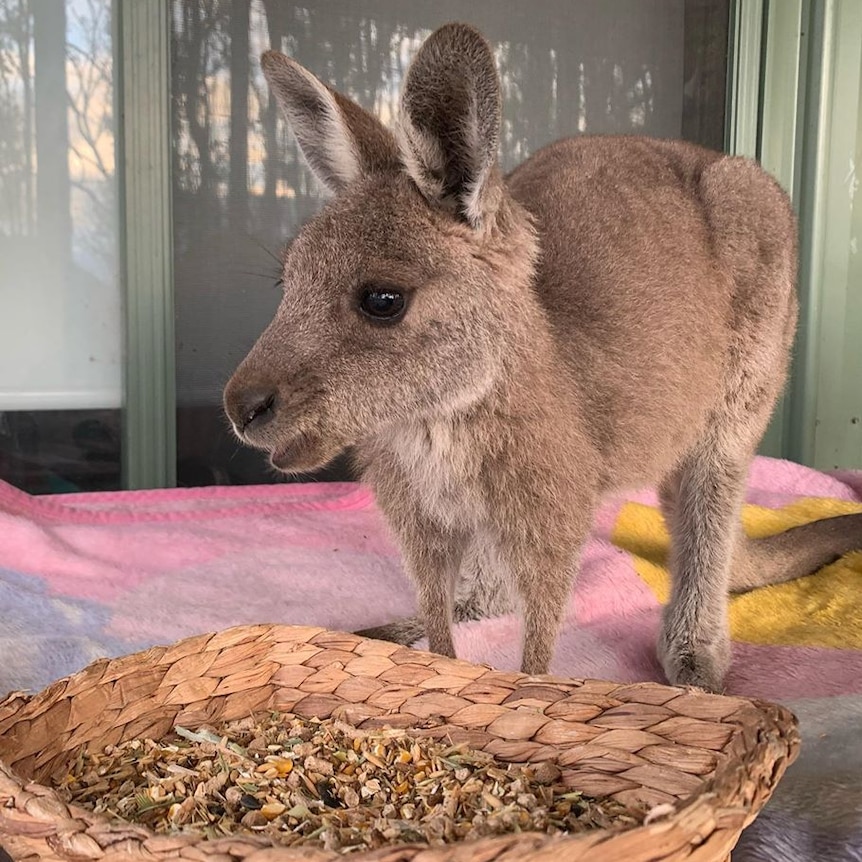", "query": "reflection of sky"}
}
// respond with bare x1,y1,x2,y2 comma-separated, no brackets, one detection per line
65,0,114,177
67,0,100,40
66,0,115,284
